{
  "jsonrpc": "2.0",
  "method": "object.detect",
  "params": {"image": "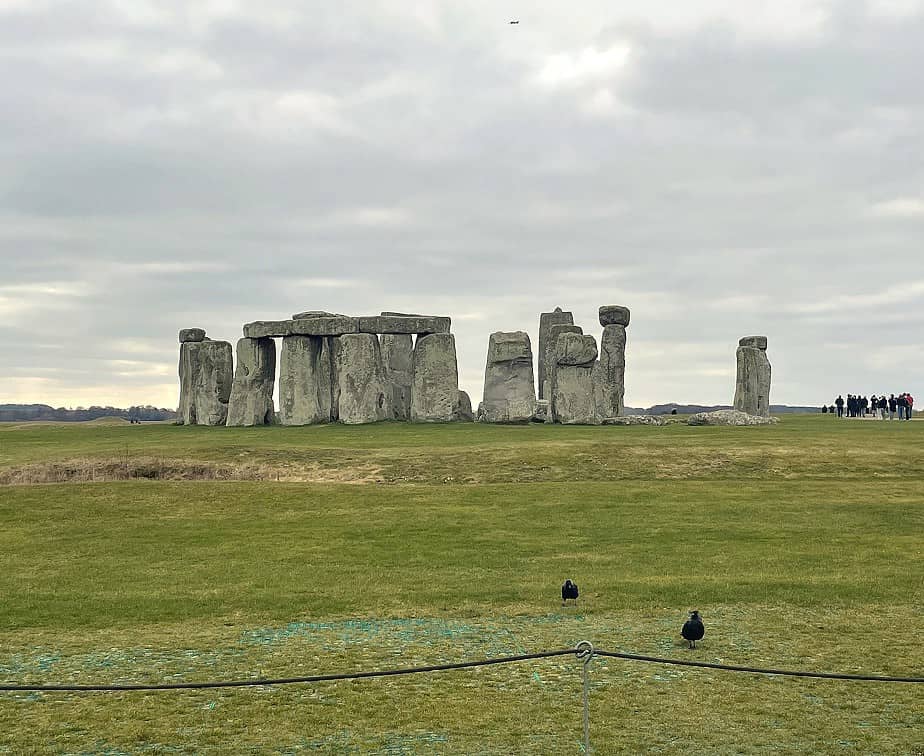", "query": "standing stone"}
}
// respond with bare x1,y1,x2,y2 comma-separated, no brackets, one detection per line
380,334,414,421
279,336,332,425
455,390,474,422
596,305,630,419
327,337,341,422
481,331,536,423
545,324,583,401
538,308,574,399
226,337,277,426
411,333,460,422
551,333,600,425
177,338,233,426
336,334,389,424
734,336,771,417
